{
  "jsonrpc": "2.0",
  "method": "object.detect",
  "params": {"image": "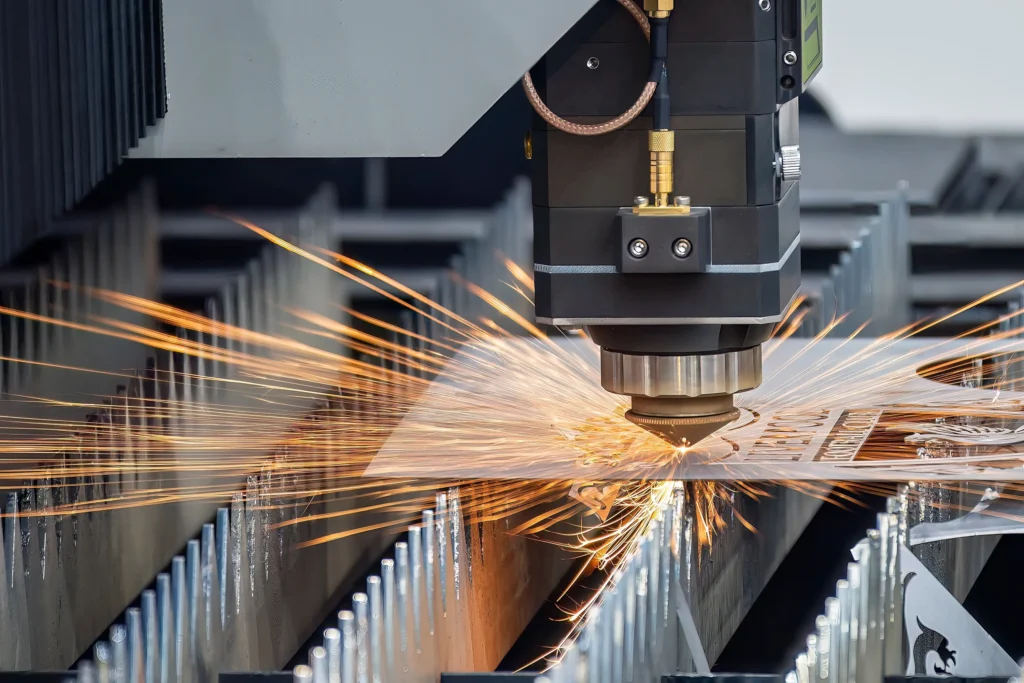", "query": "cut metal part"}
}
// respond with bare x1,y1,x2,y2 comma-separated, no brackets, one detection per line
536,490,1014,681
